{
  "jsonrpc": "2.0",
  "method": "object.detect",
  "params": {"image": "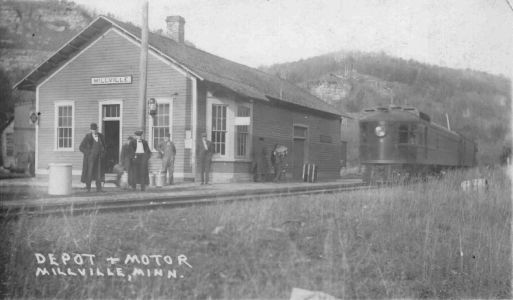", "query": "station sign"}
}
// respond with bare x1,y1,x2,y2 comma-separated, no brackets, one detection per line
91,76,132,85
